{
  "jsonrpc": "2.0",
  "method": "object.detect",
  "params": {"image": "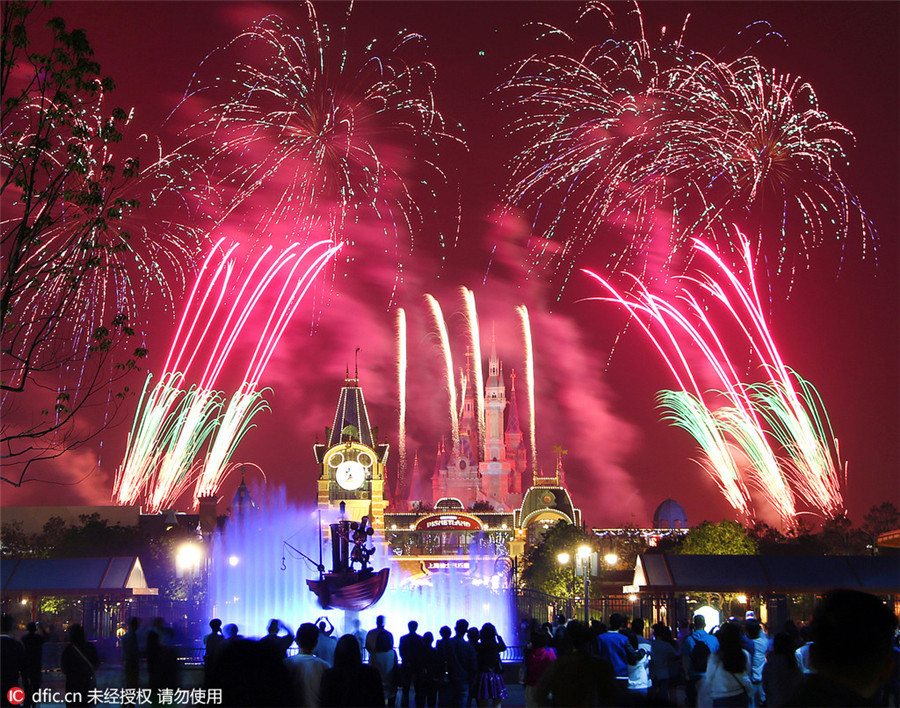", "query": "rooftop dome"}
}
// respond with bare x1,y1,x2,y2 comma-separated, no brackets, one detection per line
653,498,688,529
